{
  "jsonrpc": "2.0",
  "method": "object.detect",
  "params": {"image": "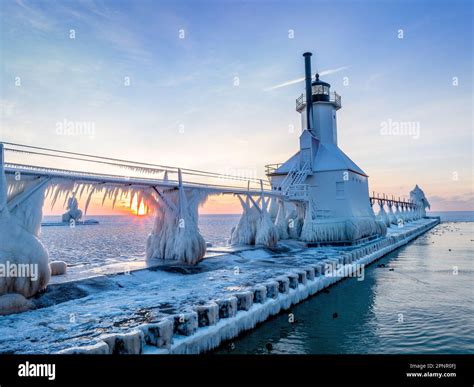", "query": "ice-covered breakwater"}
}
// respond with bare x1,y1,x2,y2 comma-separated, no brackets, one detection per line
0,217,438,354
